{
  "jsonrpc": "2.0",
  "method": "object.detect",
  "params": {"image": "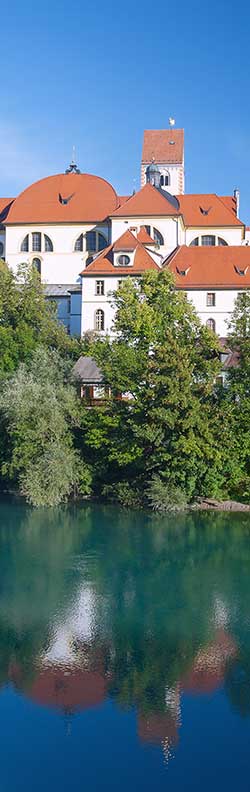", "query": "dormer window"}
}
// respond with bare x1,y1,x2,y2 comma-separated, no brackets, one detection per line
176,266,190,276
118,254,130,266
59,192,74,205
235,266,249,276
200,207,211,215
